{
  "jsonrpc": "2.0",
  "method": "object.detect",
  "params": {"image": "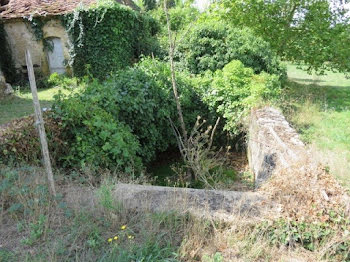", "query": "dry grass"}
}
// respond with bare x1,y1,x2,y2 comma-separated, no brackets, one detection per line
1,166,349,261
306,144,350,193
260,159,349,222
179,215,327,262
280,64,350,191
